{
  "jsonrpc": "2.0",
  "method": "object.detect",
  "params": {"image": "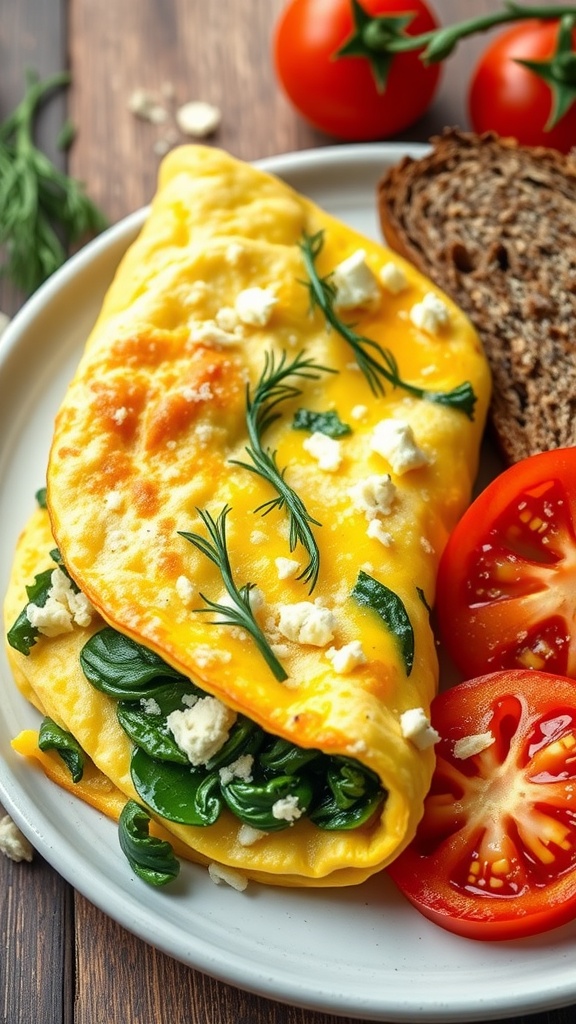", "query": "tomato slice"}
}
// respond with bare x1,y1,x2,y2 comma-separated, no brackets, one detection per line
388,670,576,940
436,449,576,680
